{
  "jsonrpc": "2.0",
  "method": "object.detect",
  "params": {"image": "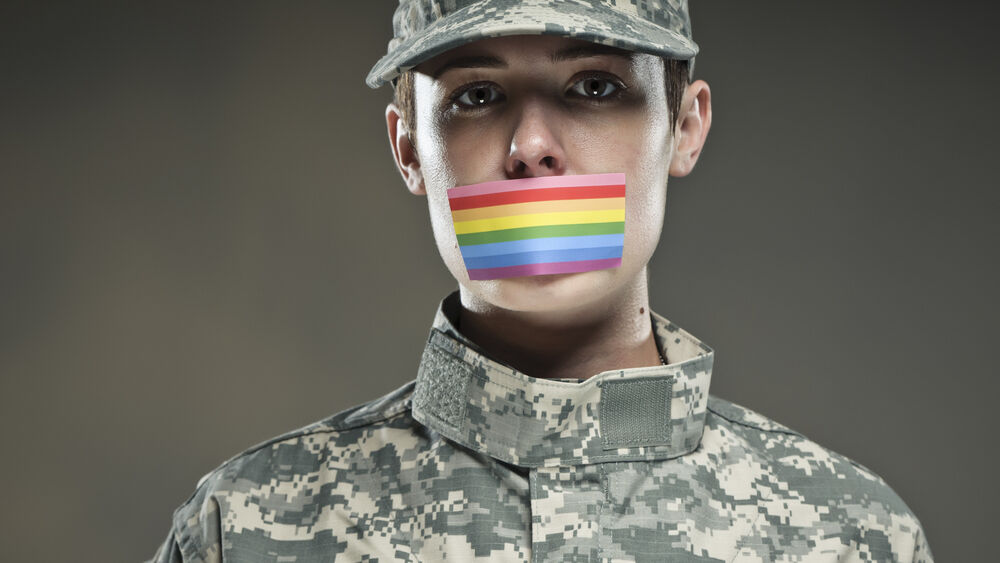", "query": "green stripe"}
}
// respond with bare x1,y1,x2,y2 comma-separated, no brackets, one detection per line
457,222,625,246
